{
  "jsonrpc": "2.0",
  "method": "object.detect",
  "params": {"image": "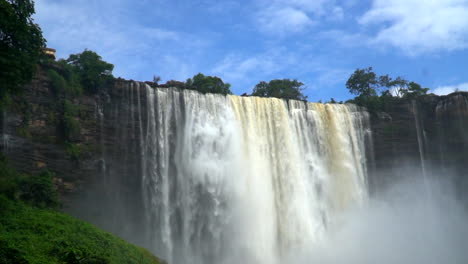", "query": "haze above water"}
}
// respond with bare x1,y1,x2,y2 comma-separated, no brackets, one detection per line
290,176,468,264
